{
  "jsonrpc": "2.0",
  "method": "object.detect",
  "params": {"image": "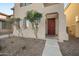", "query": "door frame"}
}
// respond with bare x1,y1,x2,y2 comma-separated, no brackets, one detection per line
45,12,58,36
47,18,56,35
